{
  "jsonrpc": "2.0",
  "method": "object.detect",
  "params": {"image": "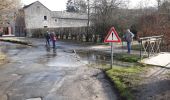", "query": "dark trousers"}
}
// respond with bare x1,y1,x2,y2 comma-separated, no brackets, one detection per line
52,40,56,48
127,42,131,54
46,39,50,46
